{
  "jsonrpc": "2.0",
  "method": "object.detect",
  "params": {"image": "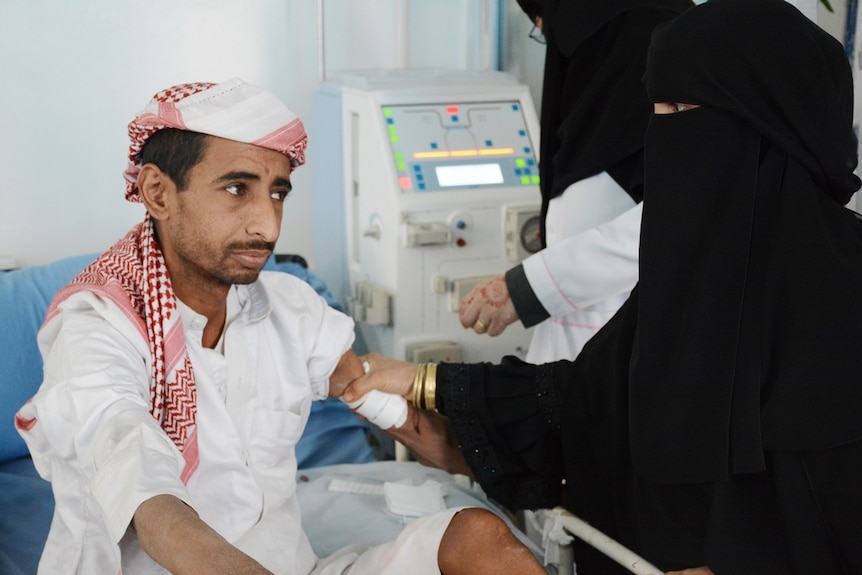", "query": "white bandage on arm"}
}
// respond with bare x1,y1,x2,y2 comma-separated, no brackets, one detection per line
343,359,408,429
344,390,408,430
